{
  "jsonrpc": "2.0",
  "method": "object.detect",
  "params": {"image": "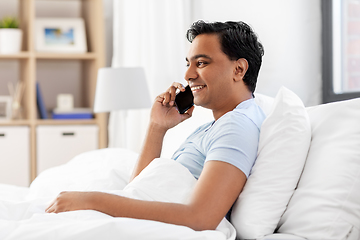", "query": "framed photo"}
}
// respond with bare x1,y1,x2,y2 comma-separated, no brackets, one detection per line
0,96,12,120
35,18,87,53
